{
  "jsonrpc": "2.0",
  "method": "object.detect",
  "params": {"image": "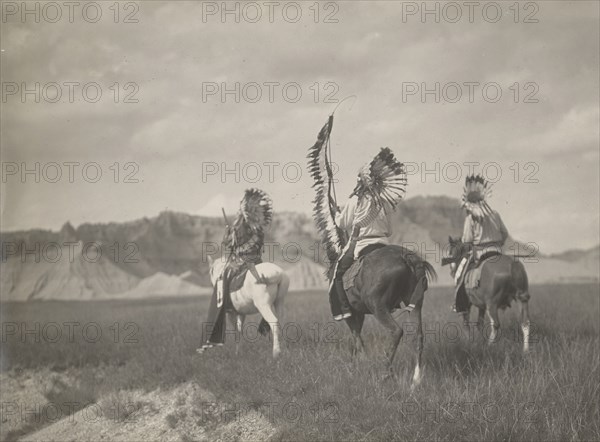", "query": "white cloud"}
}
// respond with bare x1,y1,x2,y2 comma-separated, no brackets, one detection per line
1,1,598,252
511,105,599,156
